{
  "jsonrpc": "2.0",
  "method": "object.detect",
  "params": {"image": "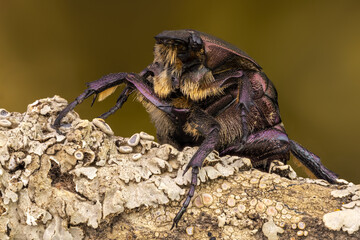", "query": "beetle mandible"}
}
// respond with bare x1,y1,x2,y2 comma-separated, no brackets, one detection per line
54,29,338,229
